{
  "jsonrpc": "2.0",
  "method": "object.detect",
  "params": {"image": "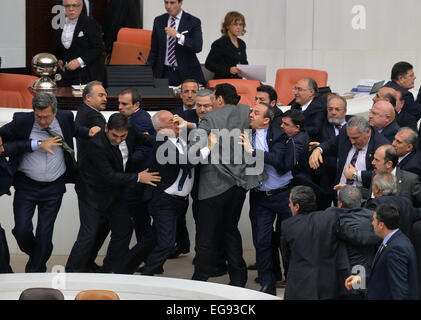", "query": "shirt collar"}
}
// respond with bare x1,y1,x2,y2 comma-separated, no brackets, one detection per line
301,99,313,111
383,229,399,246
65,16,79,25
170,10,183,21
